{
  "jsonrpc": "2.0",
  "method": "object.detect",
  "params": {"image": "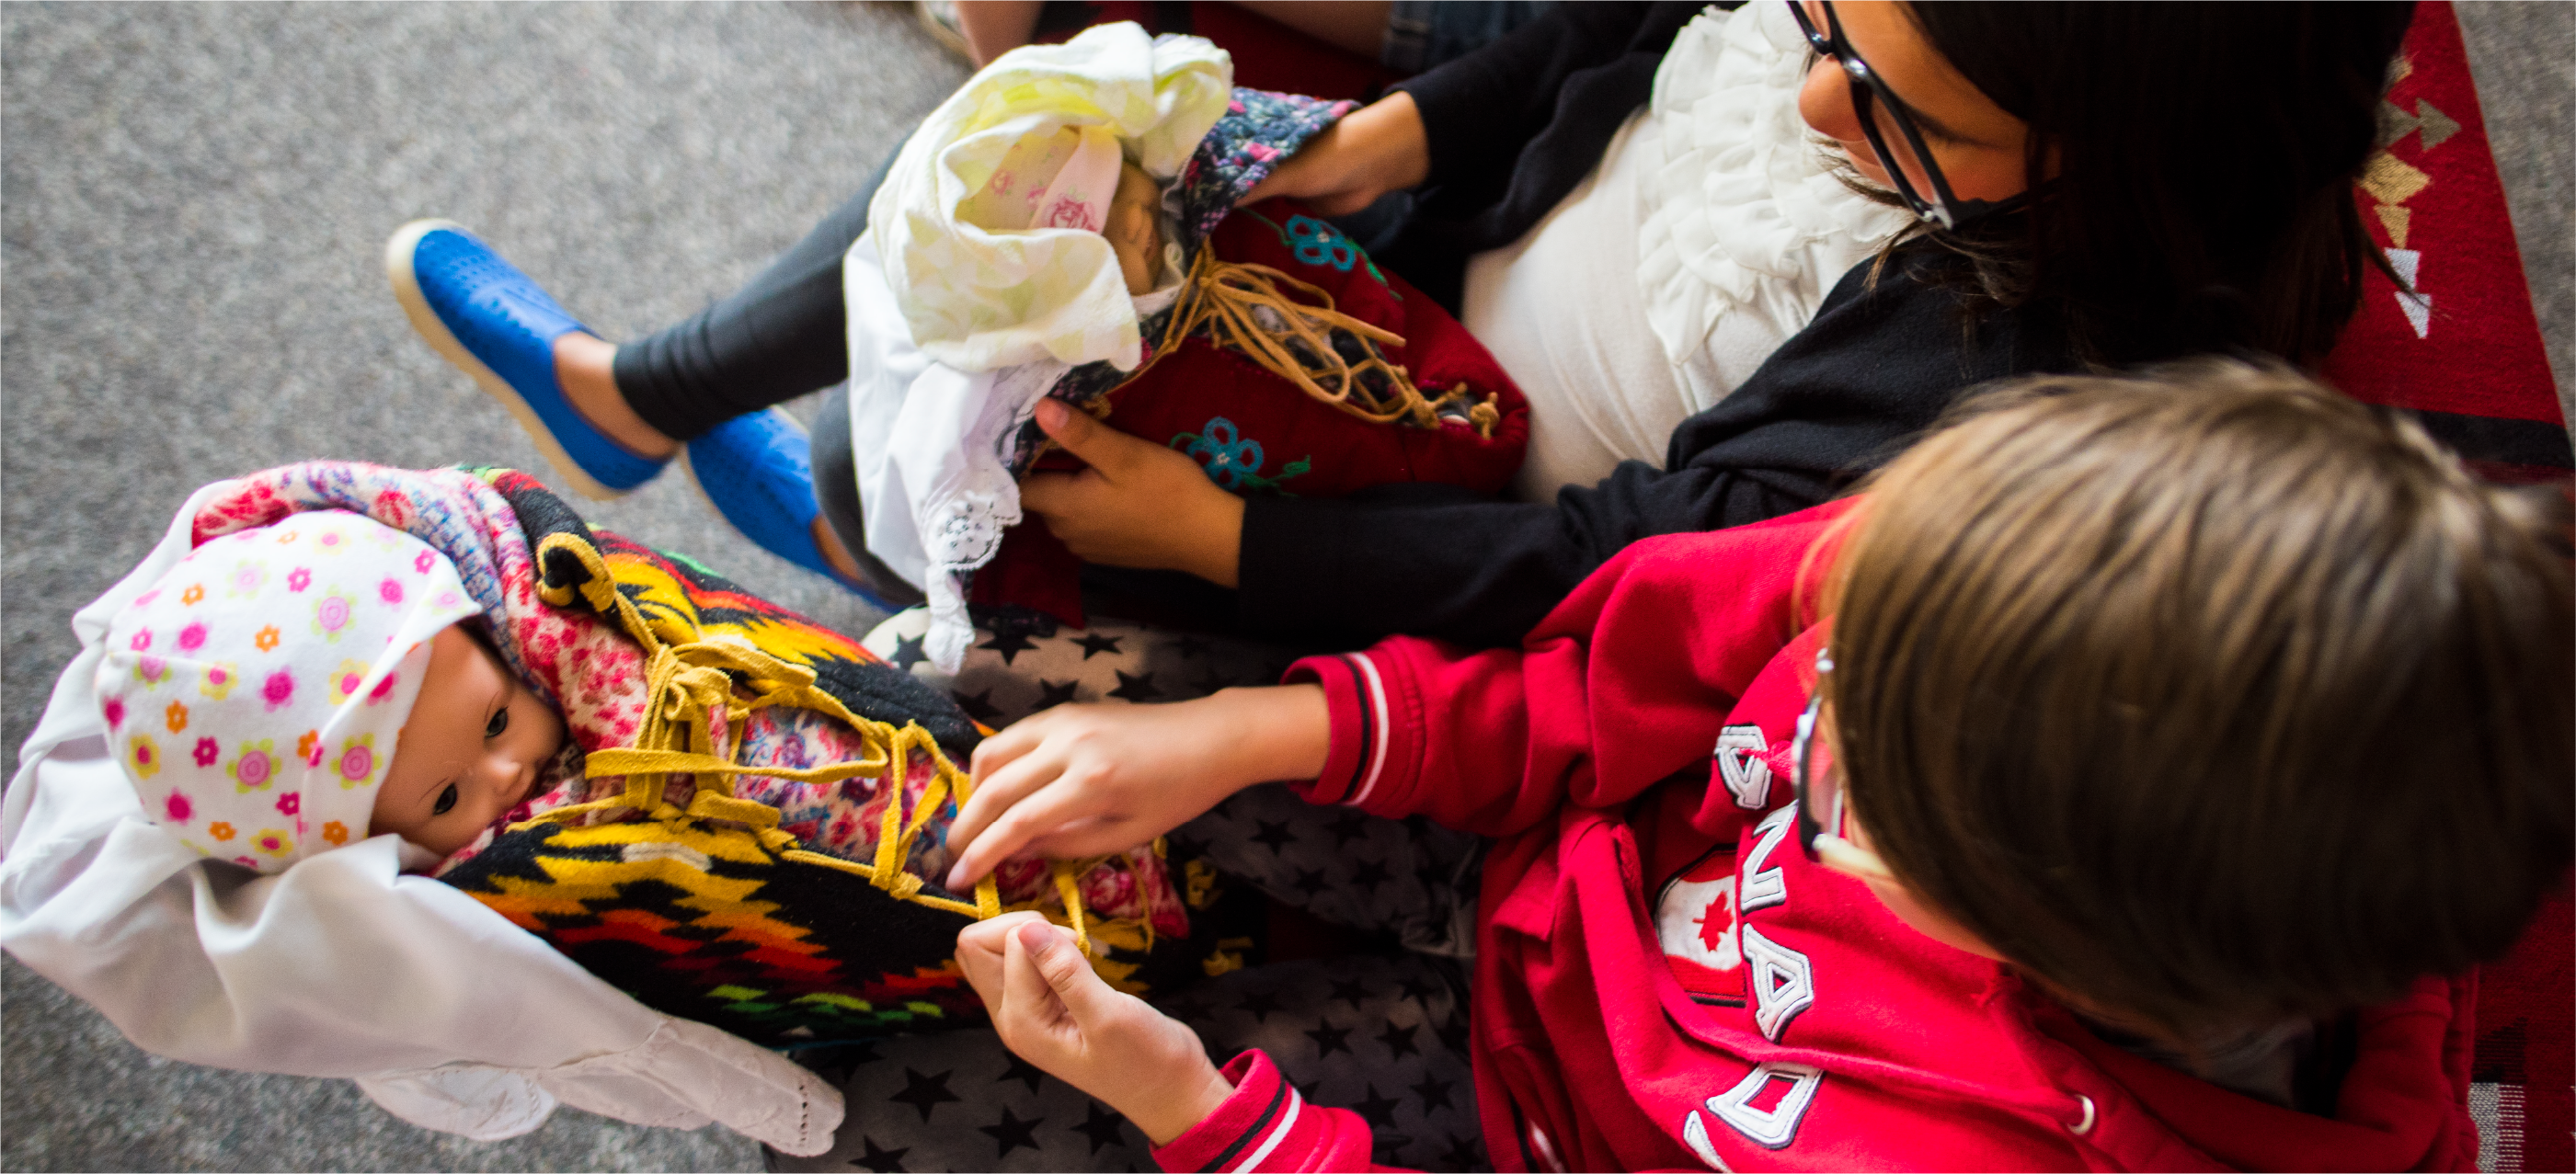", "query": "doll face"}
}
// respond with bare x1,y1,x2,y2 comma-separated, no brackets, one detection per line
371,625,564,857
1105,163,1164,296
